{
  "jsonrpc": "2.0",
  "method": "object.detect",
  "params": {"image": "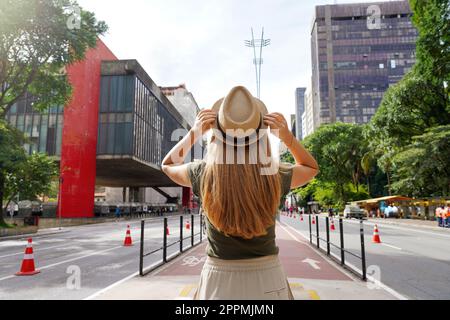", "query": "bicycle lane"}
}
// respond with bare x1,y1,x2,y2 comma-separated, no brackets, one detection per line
90,221,397,300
